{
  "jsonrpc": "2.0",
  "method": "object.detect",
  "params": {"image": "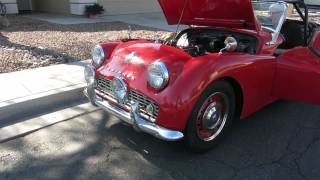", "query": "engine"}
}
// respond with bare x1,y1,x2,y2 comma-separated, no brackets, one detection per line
167,28,258,57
